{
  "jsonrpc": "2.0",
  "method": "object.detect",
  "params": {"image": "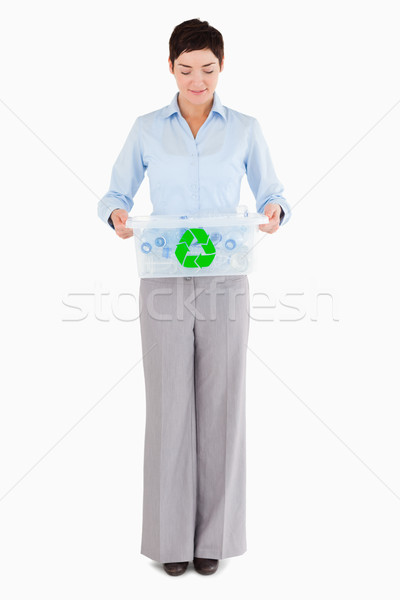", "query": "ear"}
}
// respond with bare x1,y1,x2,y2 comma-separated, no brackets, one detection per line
168,57,174,74
219,56,225,72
